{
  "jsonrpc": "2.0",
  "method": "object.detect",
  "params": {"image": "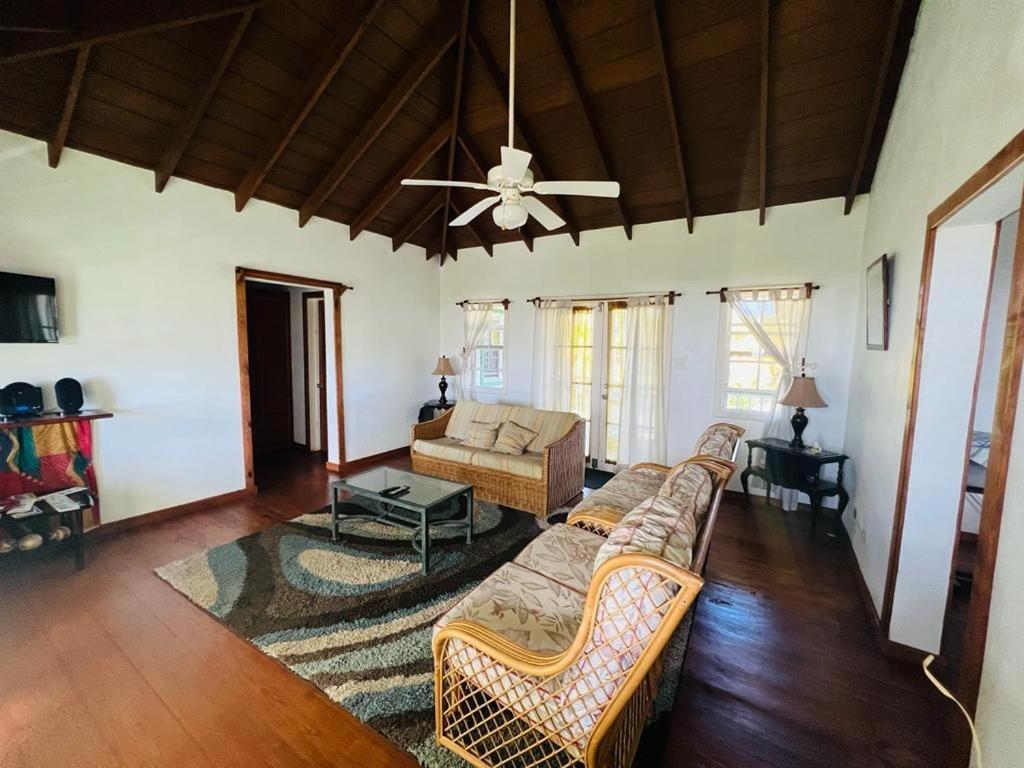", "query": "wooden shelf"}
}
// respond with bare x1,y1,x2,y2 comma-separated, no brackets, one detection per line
0,410,113,430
